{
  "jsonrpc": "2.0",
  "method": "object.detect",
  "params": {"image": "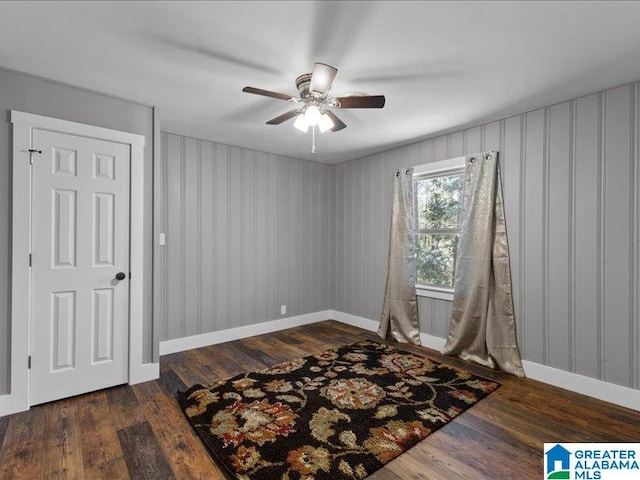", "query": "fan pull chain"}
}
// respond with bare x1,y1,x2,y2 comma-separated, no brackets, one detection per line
311,125,317,153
